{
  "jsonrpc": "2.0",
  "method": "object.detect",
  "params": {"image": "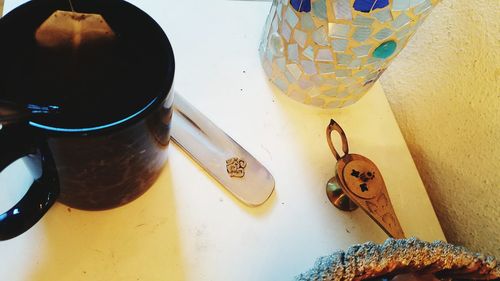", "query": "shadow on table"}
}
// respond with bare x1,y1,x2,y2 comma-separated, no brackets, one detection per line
26,163,187,281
